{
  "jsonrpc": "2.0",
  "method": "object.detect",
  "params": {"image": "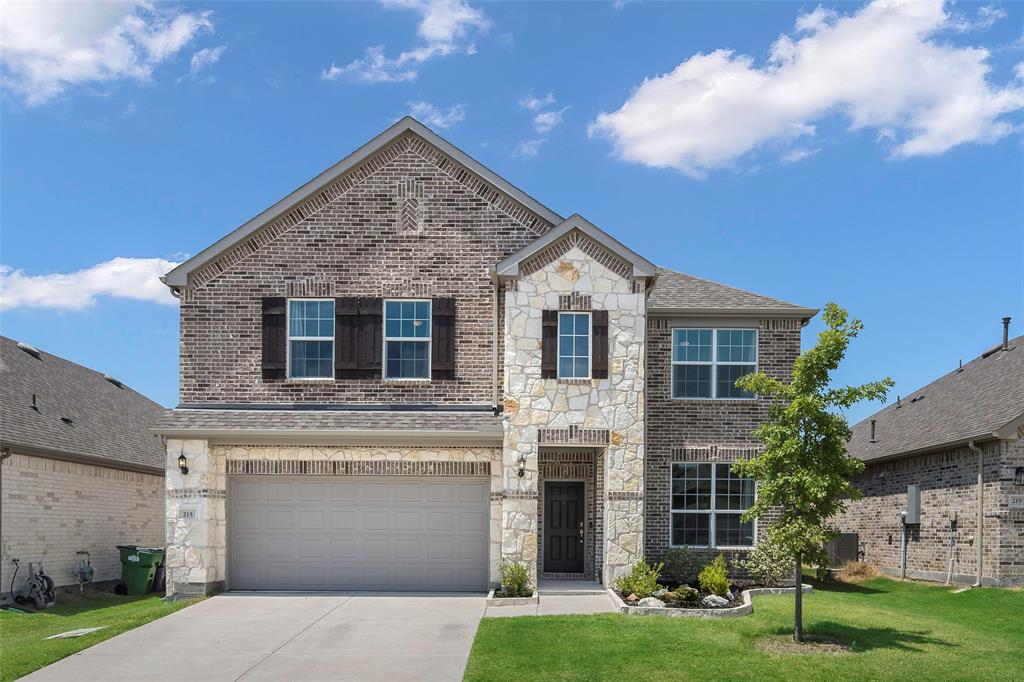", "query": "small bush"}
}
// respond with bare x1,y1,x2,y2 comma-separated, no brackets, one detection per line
673,585,700,603
614,557,664,599
660,547,702,586
498,561,532,597
743,536,793,587
836,561,880,583
698,554,730,597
